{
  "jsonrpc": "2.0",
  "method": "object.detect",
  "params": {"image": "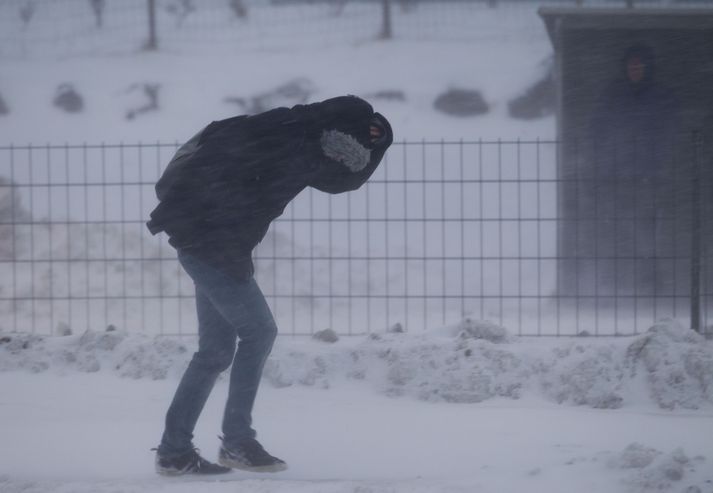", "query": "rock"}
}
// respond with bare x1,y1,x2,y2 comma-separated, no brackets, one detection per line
55,322,72,336
53,84,84,113
508,58,555,120
387,322,404,334
368,90,406,102
228,0,248,18
226,78,316,114
312,328,339,343
433,88,489,117
223,96,248,110
125,83,160,120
